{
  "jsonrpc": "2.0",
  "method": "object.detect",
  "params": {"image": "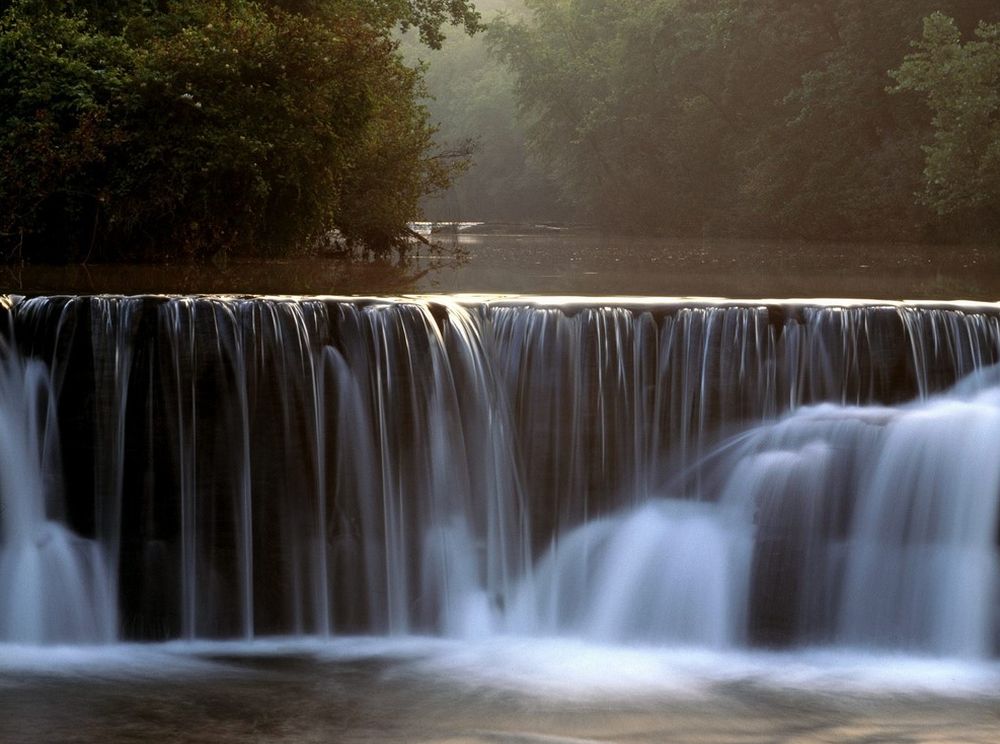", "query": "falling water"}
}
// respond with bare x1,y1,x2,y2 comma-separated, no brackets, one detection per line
1,296,999,658
505,498,753,646
0,322,114,643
